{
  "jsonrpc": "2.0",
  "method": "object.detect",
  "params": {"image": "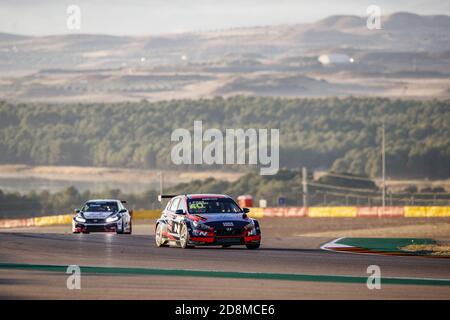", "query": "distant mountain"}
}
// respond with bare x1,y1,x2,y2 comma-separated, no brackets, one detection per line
1,0,449,36
0,32,30,42
0,12,449,101
1,12,449,53
311,12,450,32
313,15,365,30
383,12,450,30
